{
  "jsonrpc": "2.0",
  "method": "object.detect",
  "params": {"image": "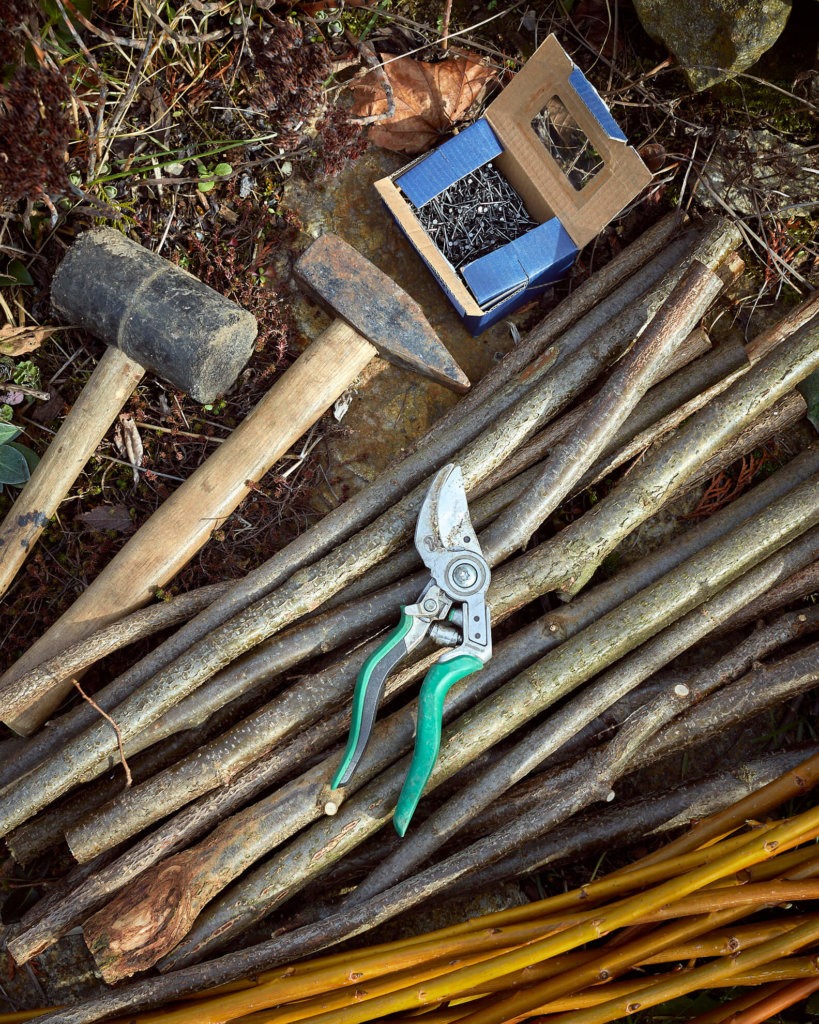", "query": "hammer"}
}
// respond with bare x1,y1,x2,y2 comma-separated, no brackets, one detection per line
0,228,258,599
0,233,470,735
